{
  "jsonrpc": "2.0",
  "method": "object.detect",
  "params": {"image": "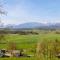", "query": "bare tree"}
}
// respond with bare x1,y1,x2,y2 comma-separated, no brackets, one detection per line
0,0,7,15
0,0,7,43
